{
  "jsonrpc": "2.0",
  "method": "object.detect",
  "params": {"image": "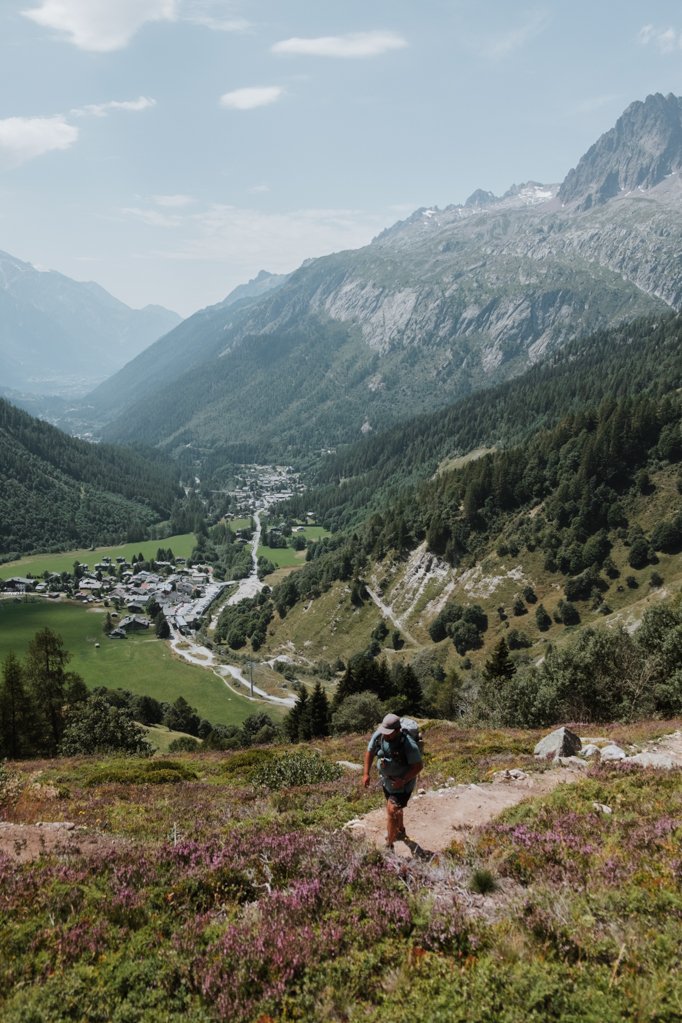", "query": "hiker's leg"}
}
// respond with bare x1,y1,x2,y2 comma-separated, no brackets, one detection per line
386,798,403,844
